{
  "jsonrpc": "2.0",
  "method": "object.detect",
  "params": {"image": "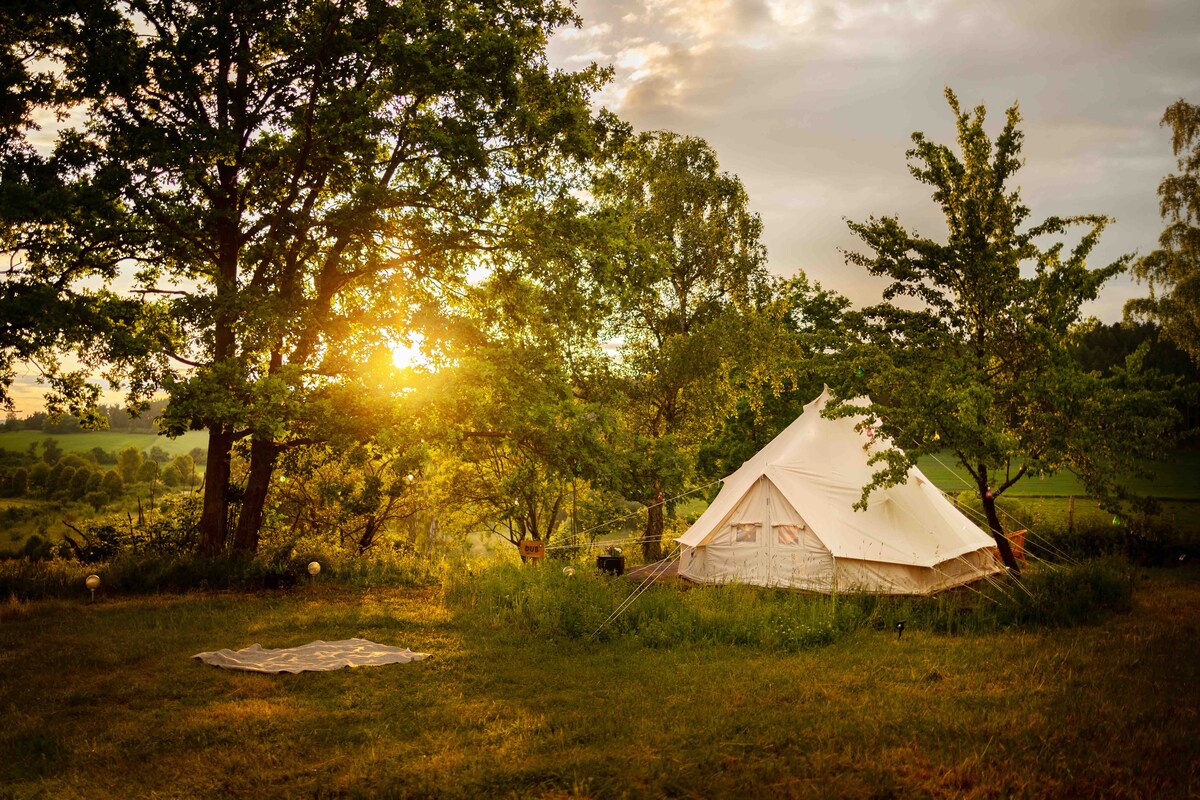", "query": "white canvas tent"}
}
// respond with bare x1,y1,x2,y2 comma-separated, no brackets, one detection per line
676,387,1001,594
